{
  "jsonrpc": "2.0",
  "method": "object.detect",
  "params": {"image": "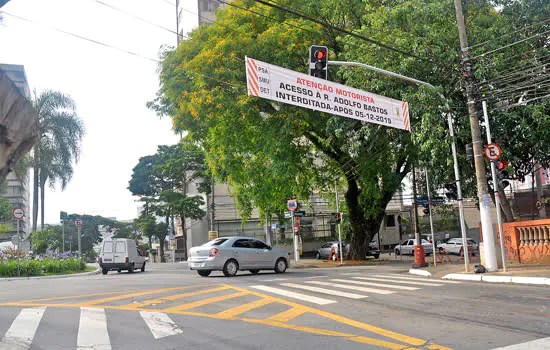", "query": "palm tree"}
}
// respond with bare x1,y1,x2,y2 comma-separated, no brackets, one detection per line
31,90,84,232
